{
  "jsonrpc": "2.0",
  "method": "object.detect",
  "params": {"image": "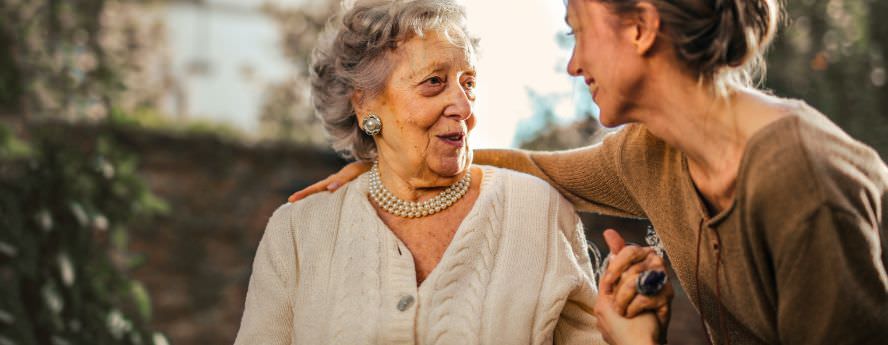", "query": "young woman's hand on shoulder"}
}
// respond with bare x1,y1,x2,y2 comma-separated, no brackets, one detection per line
288,161,371,202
